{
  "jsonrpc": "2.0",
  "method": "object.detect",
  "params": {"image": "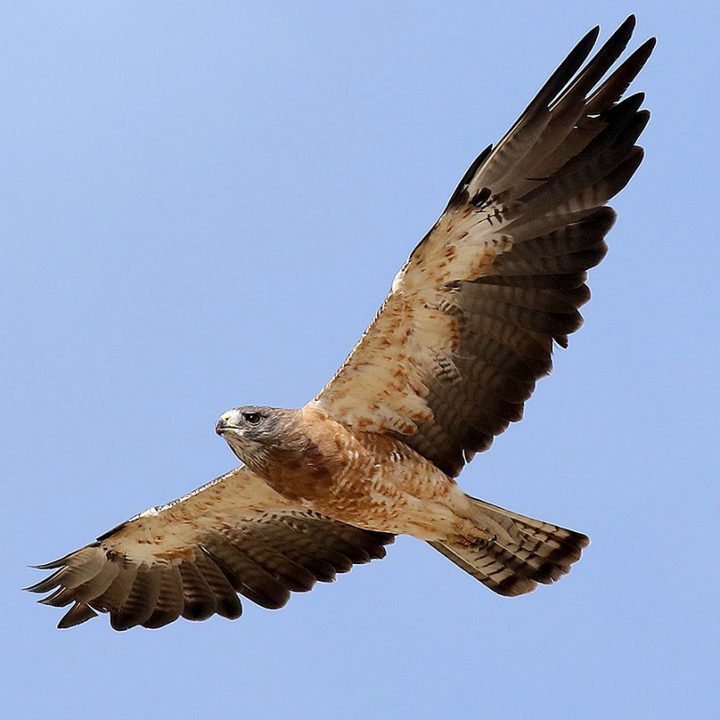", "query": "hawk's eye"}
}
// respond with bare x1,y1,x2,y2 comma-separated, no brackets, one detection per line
242,412,262,426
